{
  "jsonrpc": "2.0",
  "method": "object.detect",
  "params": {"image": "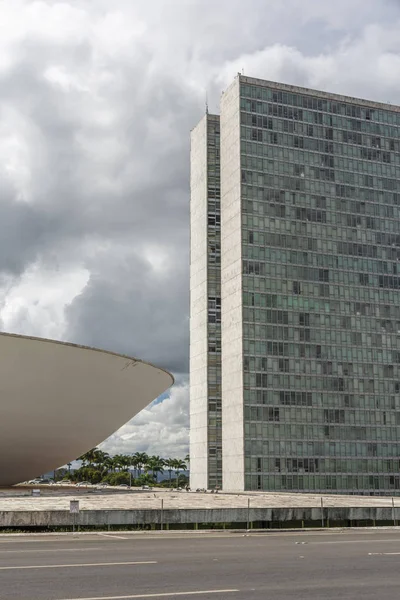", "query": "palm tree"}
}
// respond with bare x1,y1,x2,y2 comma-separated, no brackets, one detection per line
101,456,114,476
93,450,110,468
133,452,149,477
113,454,131,471
165,458,175,487
128,455,140,479
173,459,187,488
146,456,165,483
144,460,153,479
77,448,97,467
